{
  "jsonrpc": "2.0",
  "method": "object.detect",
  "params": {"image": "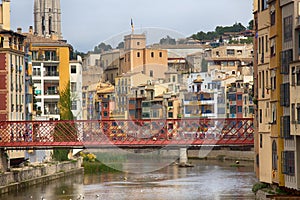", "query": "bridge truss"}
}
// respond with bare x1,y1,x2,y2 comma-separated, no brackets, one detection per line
0,118,254,149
